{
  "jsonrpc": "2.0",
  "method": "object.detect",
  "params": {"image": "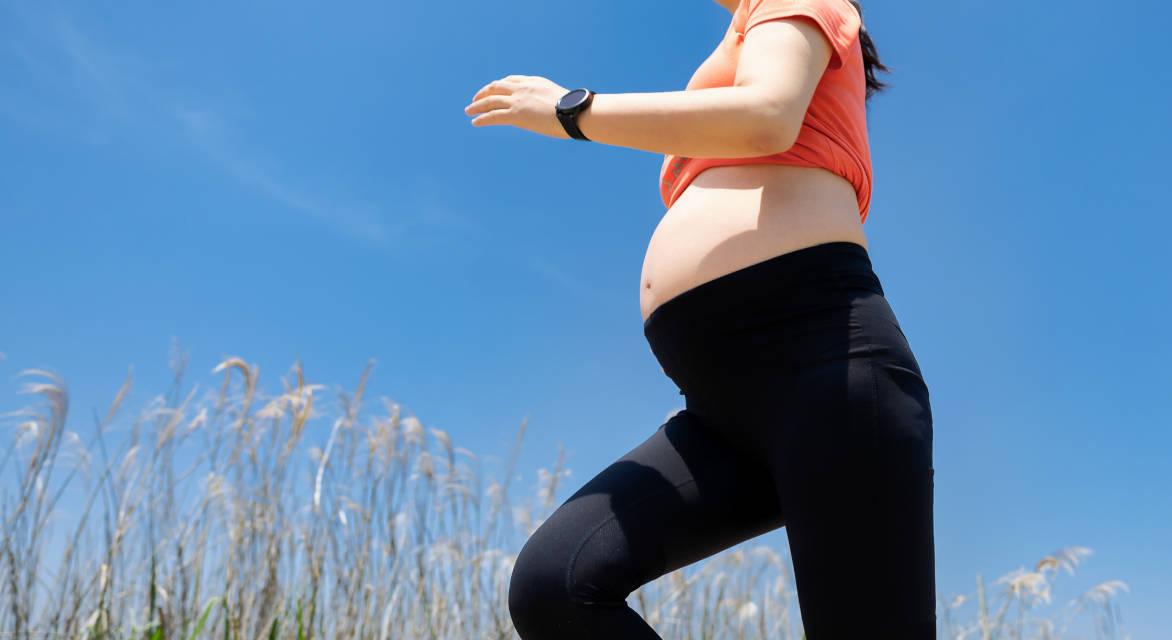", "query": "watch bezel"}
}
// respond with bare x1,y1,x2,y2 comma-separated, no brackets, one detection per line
557,88,592,113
